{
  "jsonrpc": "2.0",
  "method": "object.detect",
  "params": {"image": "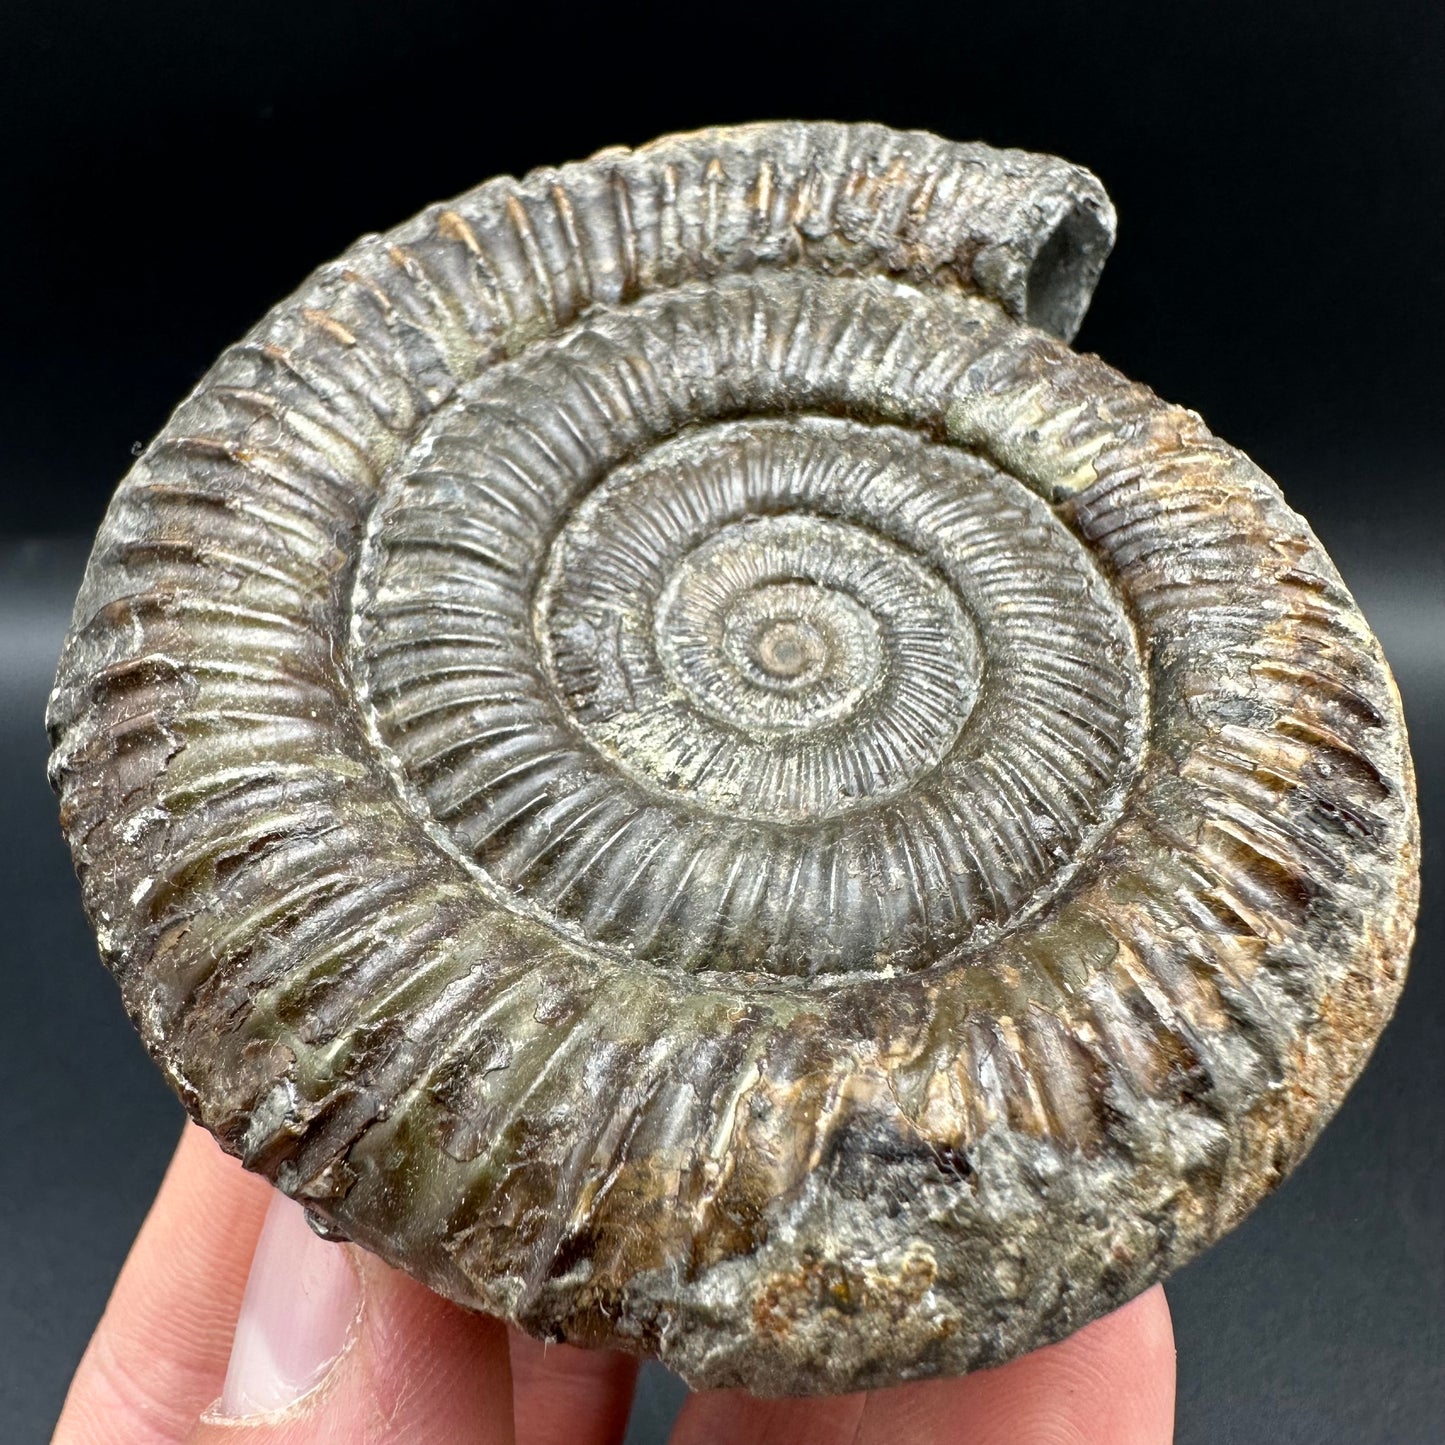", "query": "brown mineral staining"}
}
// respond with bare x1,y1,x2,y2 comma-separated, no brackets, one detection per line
754,1248,937,1336
48,121,1417,1395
